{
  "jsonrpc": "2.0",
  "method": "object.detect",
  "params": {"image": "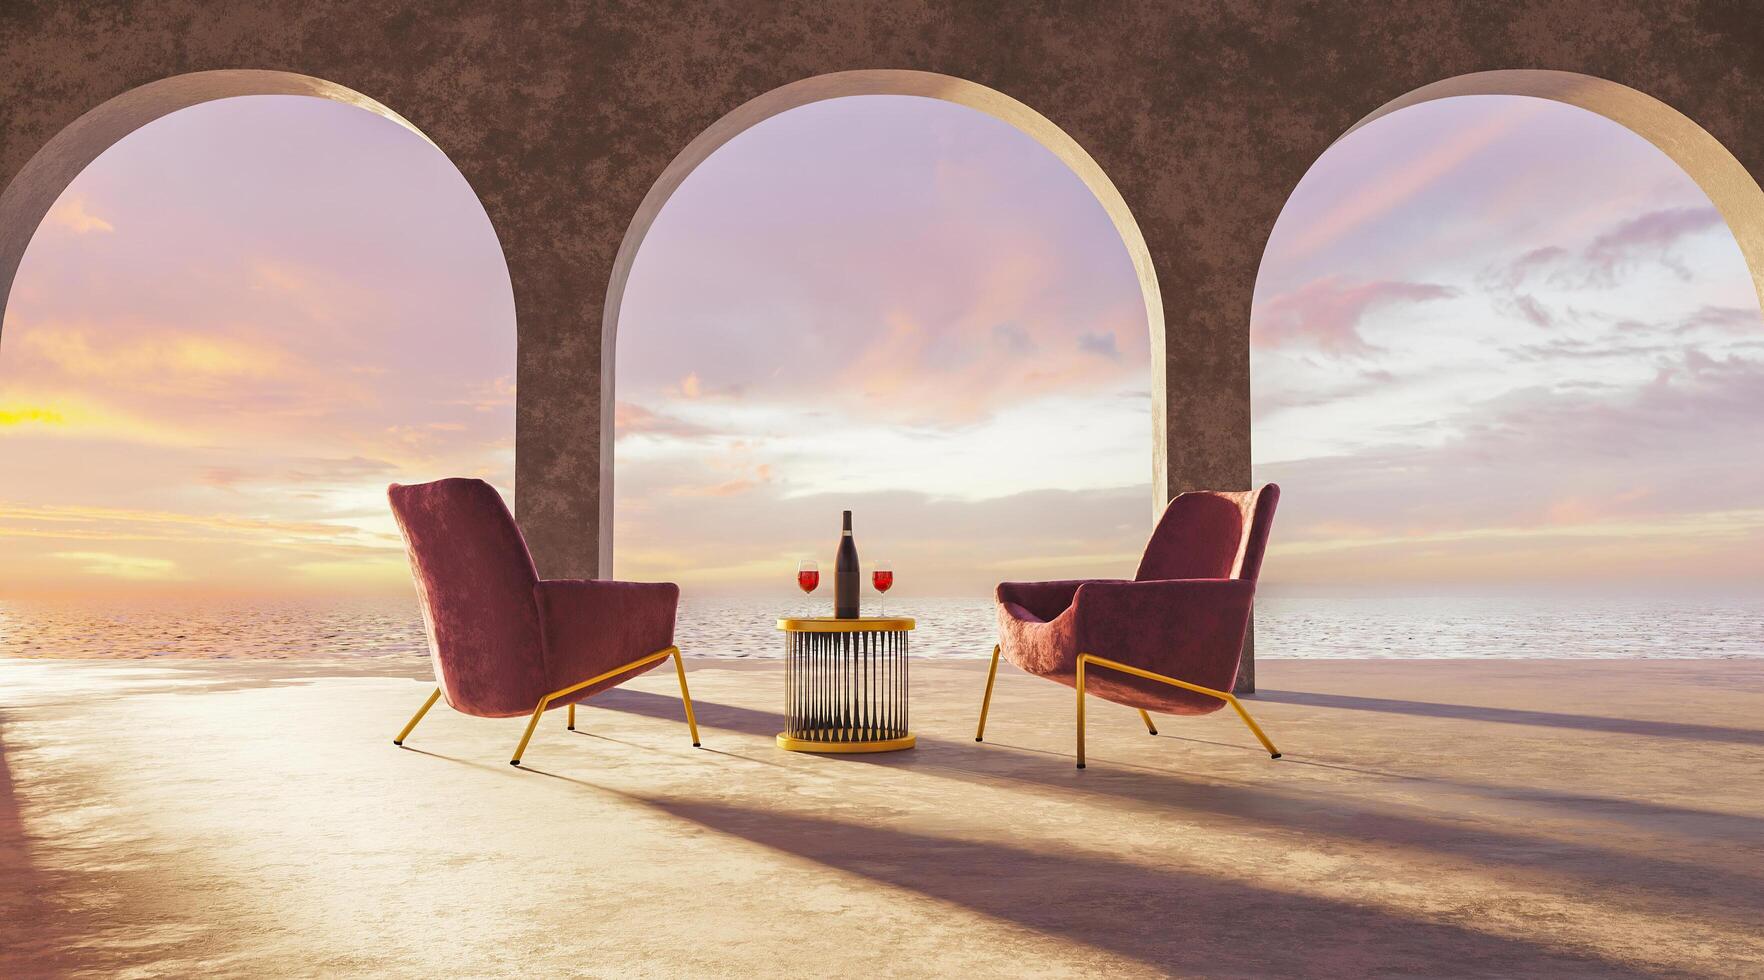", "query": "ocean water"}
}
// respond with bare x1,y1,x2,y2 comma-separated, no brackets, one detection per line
1,593,1760,661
